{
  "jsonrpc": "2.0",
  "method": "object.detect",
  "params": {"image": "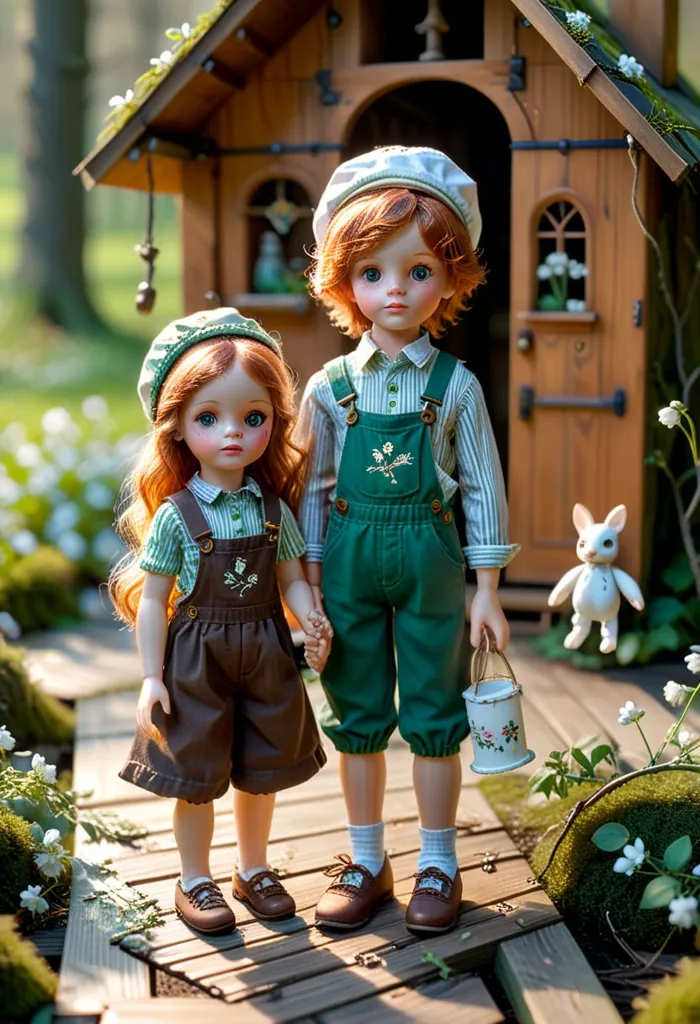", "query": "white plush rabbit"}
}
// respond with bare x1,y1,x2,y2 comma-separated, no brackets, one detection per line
548,504,644,654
